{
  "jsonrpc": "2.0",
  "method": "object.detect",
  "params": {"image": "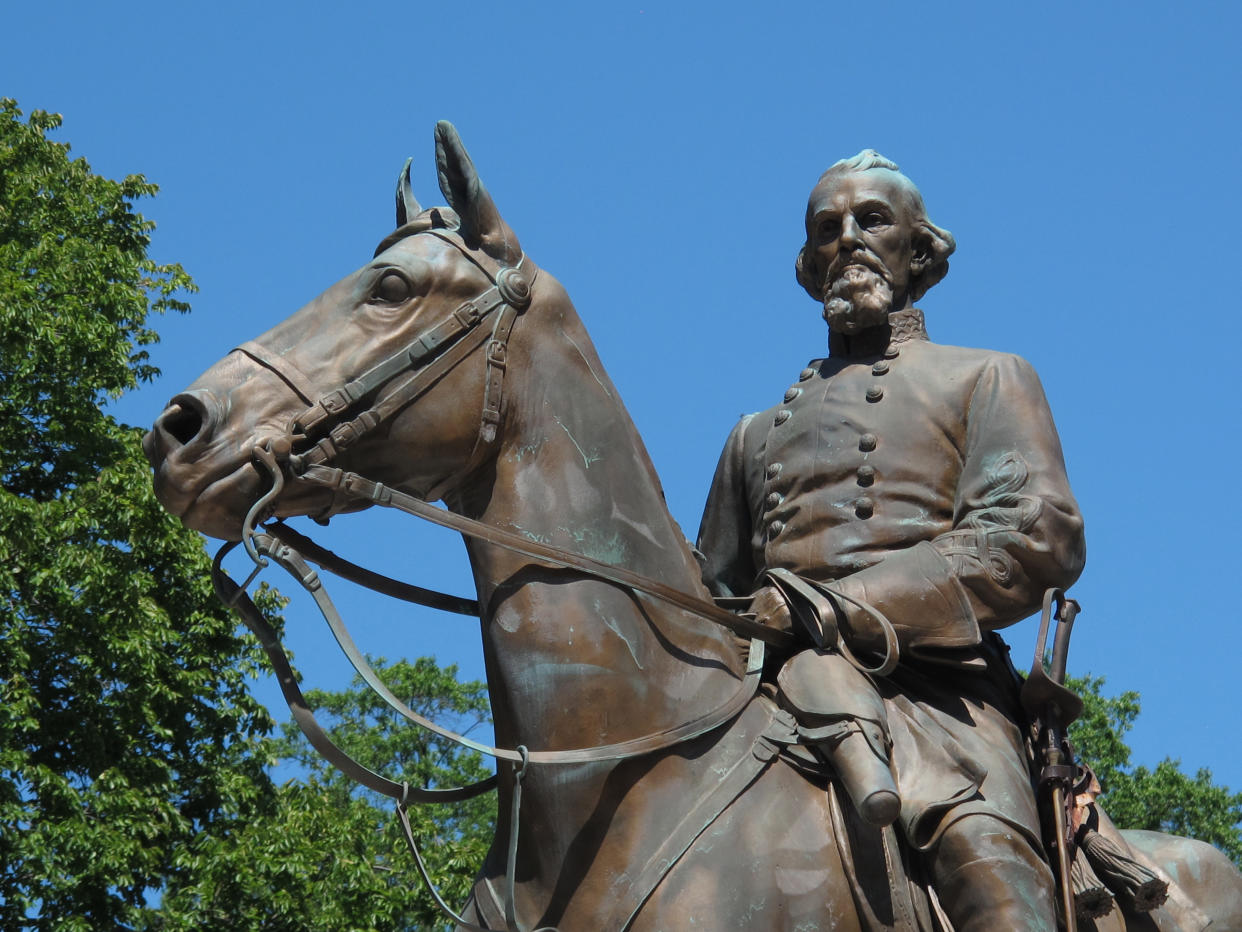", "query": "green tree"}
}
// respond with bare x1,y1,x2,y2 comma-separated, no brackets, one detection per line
148,658,496,931
1069,674,1242,865
0,97,278,930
